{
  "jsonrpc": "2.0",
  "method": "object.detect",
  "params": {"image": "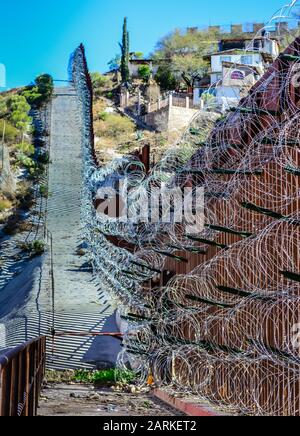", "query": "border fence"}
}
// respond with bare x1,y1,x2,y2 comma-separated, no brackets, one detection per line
0,337,46,416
